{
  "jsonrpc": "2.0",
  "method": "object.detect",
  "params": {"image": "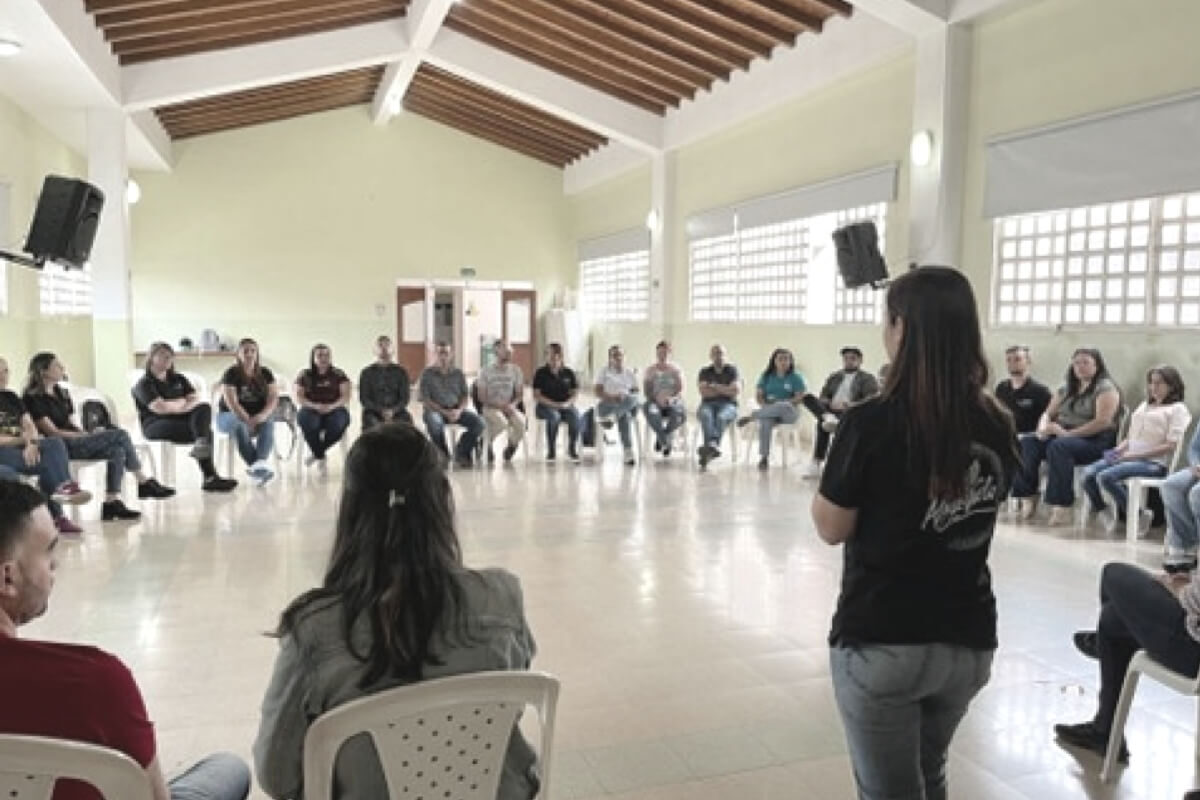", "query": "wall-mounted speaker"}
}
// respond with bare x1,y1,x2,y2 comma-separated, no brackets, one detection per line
23,176,105,269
